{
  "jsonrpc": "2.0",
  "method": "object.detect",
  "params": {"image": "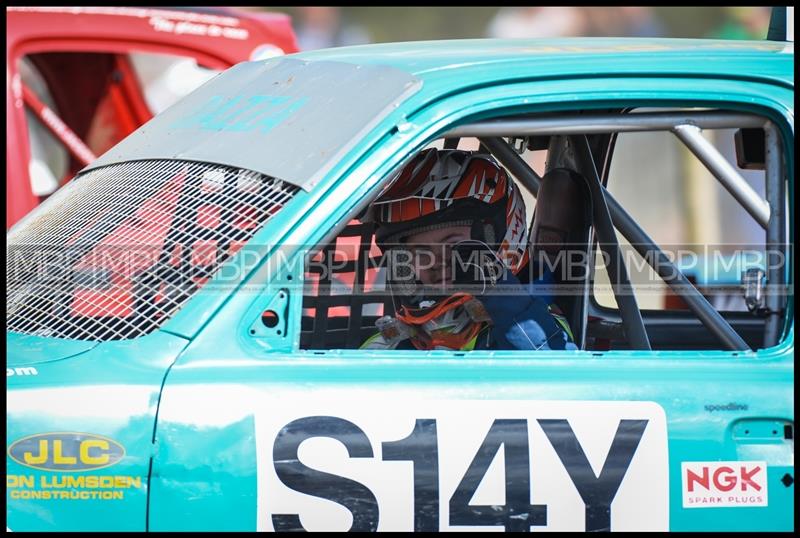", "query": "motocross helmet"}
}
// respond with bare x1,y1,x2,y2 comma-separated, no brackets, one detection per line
370,148,529,341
